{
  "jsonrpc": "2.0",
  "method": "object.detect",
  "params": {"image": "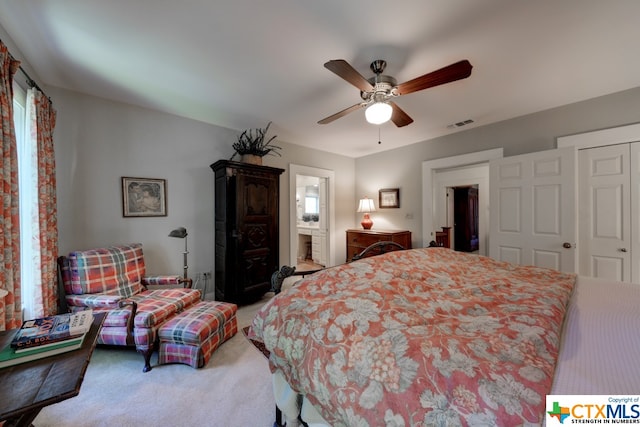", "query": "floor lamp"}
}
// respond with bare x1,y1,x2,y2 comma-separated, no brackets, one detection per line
168,227,189,280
